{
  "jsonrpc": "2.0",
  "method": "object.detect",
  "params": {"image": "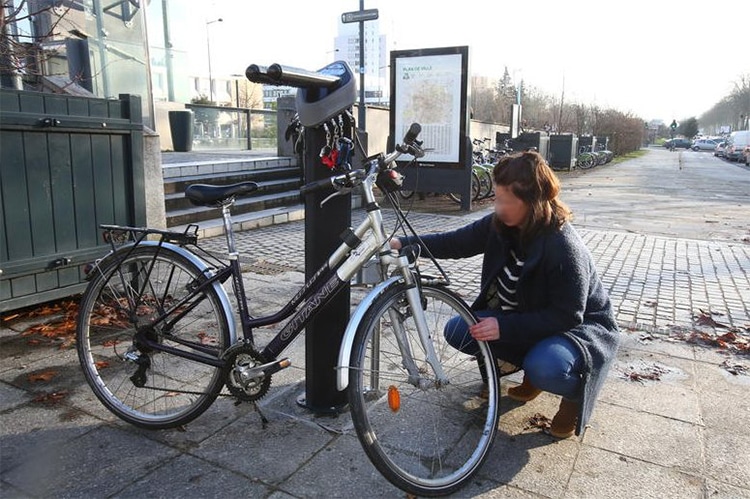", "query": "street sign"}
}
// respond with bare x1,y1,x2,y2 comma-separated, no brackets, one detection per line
341,8,379,23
